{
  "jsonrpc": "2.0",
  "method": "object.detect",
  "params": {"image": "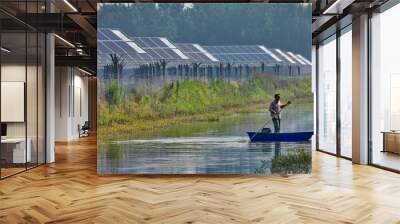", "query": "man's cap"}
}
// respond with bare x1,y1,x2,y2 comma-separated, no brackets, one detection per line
274,93,280,98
